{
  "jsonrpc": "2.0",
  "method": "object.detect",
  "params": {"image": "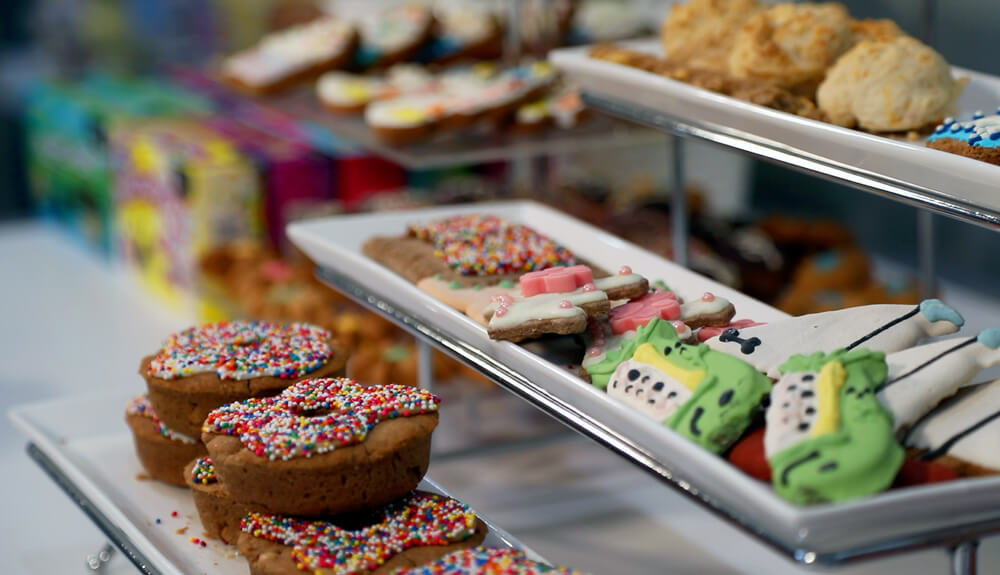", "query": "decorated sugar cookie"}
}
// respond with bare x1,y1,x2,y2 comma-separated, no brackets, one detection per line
767,349,904,504
926,111,1000,166
365,94,448,146
705,300,963,378
416,275,516,325
354,4,434,69
419,7,502,64
877,328,1000,432
238,491,487,575
593,318,771,453
905,379,1000,476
